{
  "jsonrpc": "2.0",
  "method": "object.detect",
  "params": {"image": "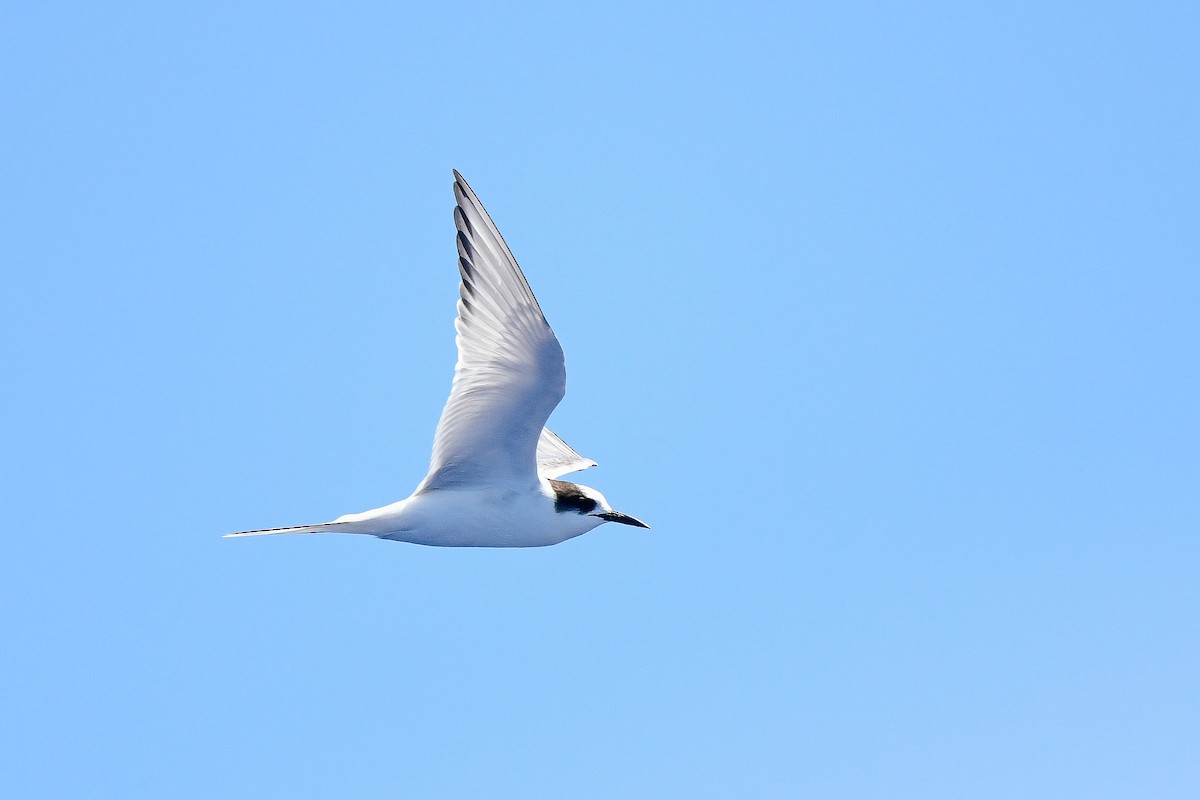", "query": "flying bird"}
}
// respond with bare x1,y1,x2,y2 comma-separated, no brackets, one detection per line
227,171,648,547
